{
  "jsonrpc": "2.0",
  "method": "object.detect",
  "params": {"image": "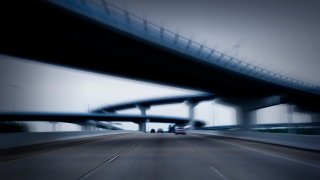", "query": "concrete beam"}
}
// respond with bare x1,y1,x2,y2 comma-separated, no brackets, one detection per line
103,110,116,113
216,95,286,111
